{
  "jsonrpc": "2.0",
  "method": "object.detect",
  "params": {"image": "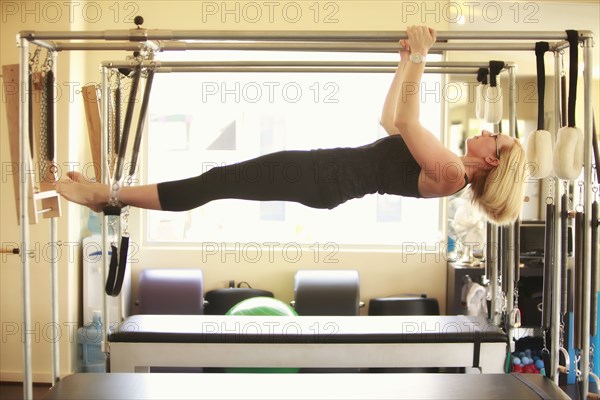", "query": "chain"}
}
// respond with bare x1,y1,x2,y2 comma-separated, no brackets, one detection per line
121,176,134,237
542,329,548,352
577,181,584,212
39,66,48,178
29,47,41,71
